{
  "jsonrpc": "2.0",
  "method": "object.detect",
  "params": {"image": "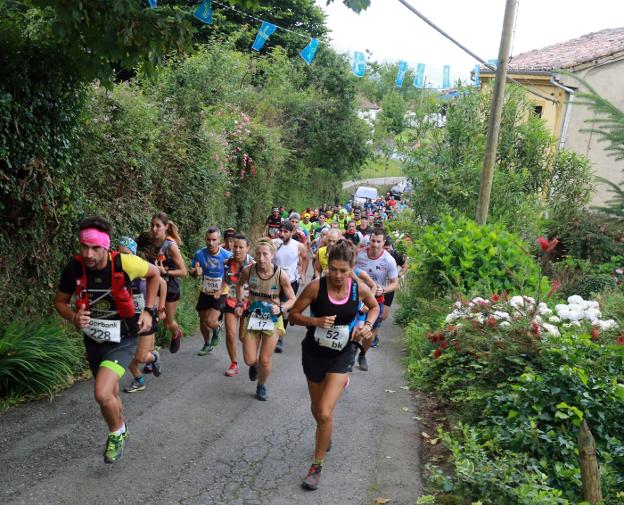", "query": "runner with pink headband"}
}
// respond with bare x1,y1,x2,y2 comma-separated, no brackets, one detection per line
80,228,111,250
